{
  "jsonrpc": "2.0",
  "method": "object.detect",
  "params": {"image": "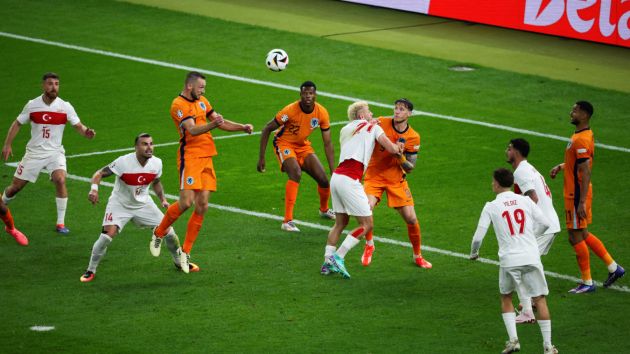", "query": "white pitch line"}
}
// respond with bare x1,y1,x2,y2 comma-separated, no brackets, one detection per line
1,31,629,154
5,161,625,293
